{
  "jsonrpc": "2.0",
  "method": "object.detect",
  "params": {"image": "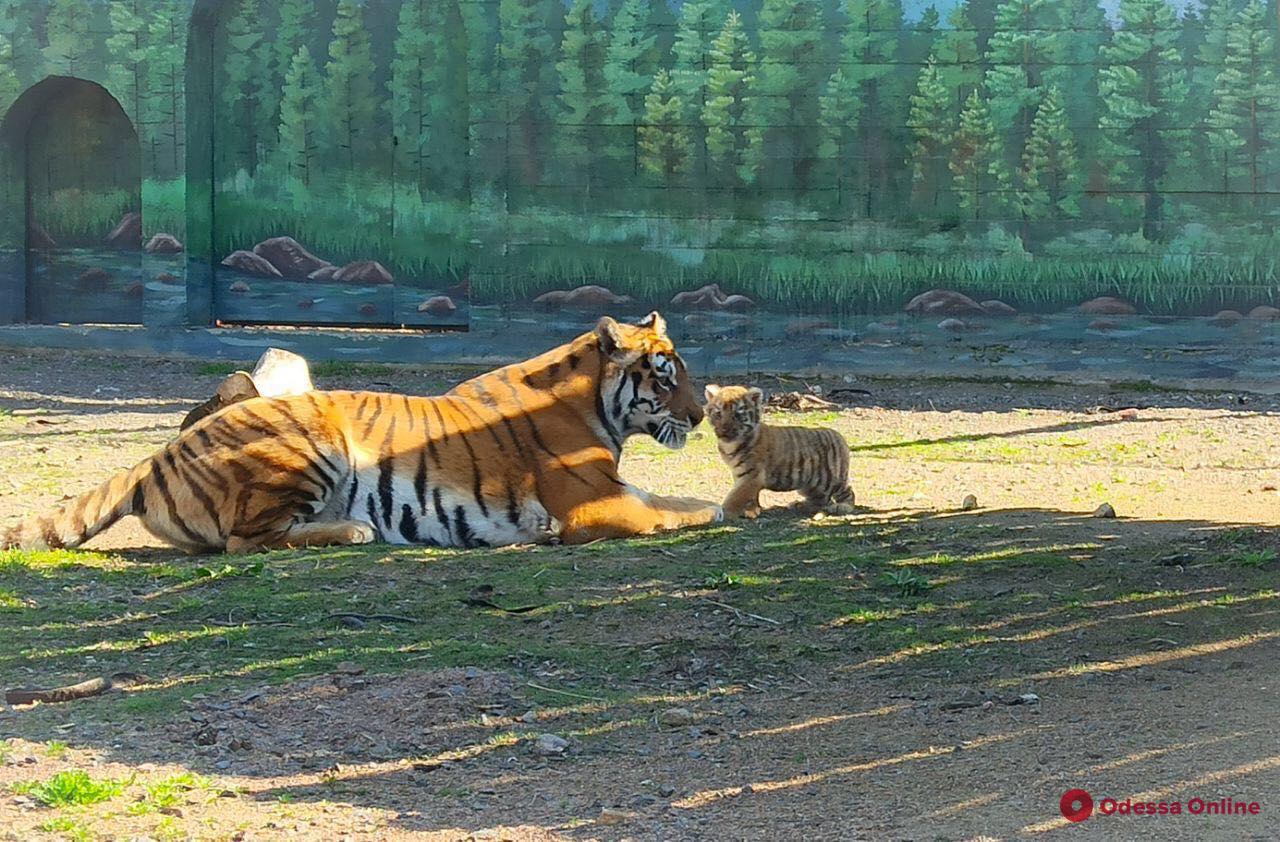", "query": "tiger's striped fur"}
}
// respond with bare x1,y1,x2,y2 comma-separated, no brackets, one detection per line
2,313,722,553
704,384,855,519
